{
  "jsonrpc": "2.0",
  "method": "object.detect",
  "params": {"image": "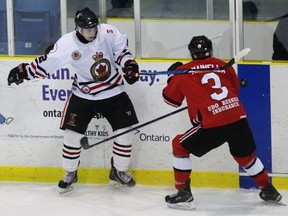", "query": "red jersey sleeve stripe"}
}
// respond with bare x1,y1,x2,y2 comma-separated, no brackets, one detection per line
162,91,182,107
163,98,179,108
